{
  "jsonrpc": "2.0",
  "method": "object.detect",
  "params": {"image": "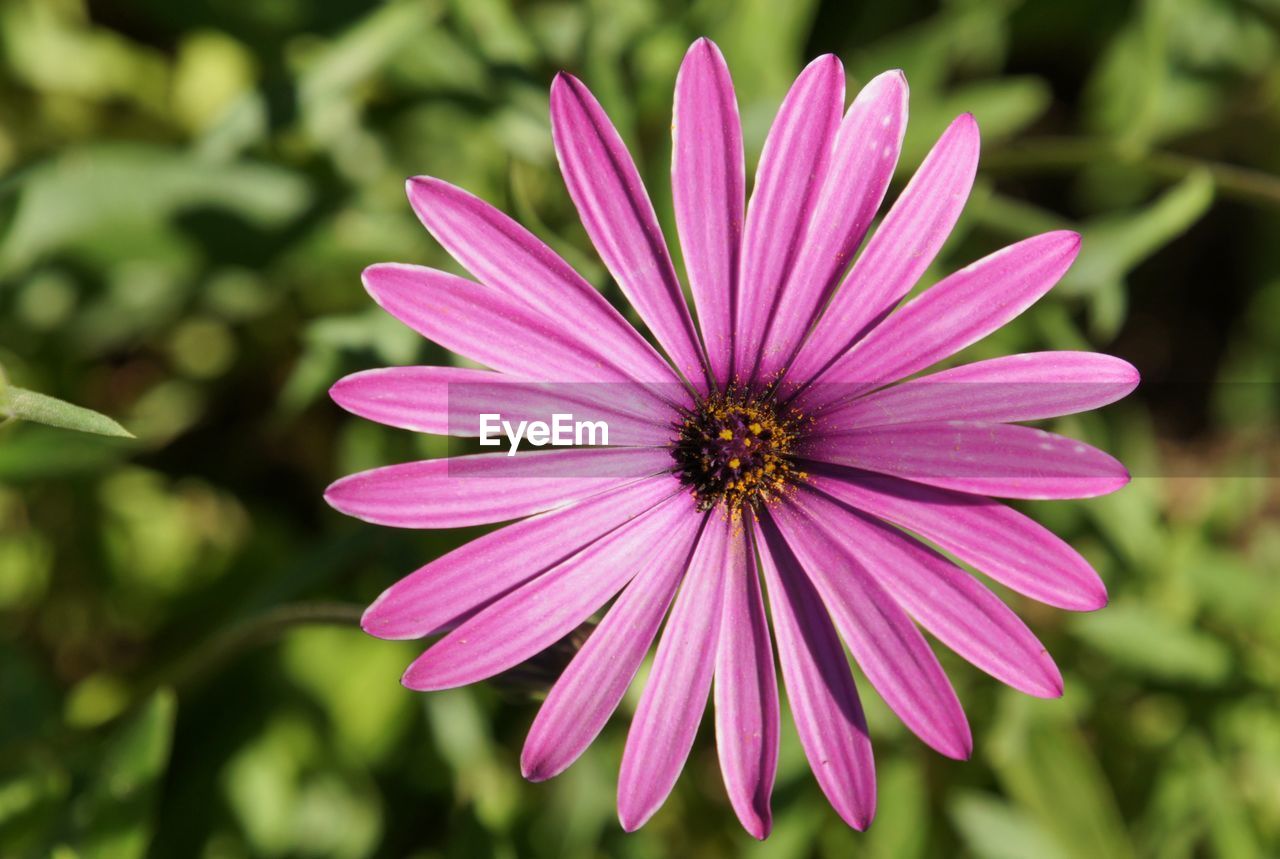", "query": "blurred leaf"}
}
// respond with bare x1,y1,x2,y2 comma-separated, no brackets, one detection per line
0,423,132,480
298,0,442,111
450,0,539,67
1071,603,1232,685
1061,169,1214,288
950,792,1070,859
71,689,176,859
0,144,309,272
0,384,133,438
989,695,1135,859
865,758,928,859
280,627,416,765
221,712,382,859
1060,171,1214,338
